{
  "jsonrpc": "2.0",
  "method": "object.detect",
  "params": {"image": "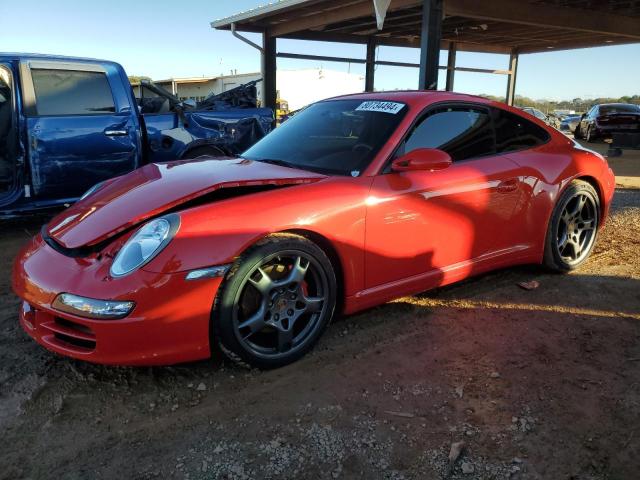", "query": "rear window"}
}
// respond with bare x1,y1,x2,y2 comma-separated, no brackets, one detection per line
31,69,115,116
599,104,640,115
493,108,550,153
